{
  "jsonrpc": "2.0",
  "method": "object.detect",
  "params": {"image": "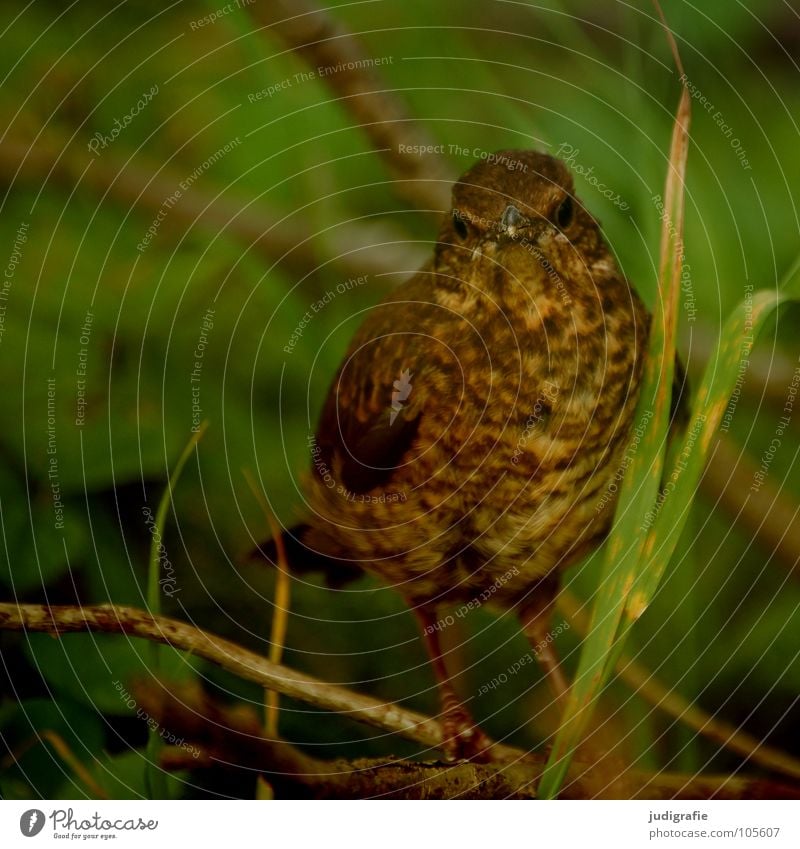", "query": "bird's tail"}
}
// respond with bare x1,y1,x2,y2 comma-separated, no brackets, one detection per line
246,523,364,588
